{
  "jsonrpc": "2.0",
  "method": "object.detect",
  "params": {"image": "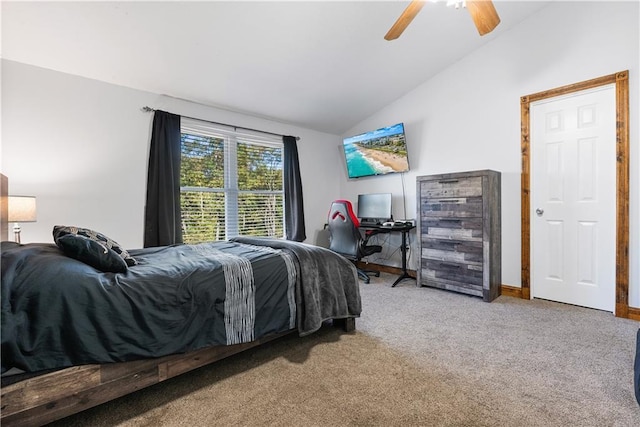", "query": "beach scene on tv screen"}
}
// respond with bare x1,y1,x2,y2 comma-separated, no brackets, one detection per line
343,123,409,178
